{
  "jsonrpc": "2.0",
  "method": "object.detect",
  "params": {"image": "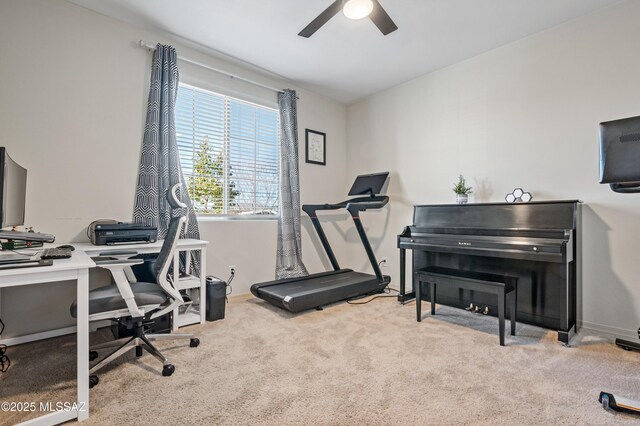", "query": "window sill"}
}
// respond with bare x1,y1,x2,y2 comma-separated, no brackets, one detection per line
196,215,279,222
